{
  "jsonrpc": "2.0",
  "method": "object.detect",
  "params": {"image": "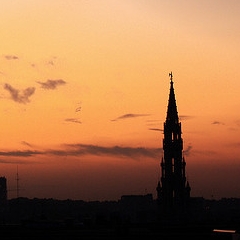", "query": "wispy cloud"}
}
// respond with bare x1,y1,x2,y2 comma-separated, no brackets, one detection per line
4,55,19,60
50,144,162,159
37,79,66,90
0,144,162,160
111,113,151,122
4,83,35,104
47,60,54,66
64,118,82,124
179,115,194,121
183,145,193,157
21,141,33,147
146,119,162,131
75,107,81,112
0,150,42,157
211,121,225,125
148,128,163,132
